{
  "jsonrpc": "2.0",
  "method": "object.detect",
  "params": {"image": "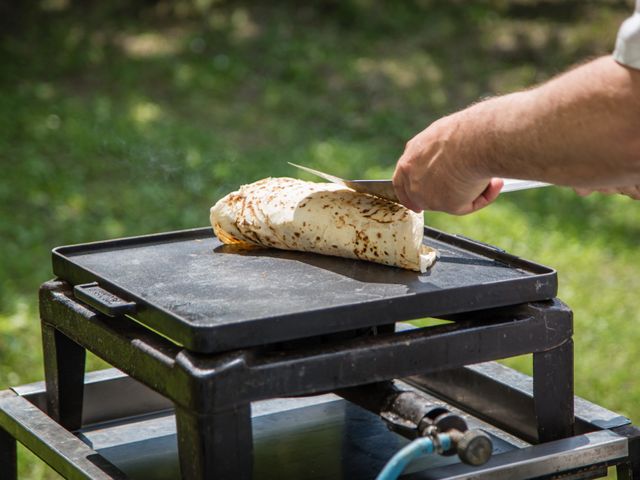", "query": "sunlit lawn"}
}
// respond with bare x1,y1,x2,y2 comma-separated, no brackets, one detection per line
1,1,637,478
